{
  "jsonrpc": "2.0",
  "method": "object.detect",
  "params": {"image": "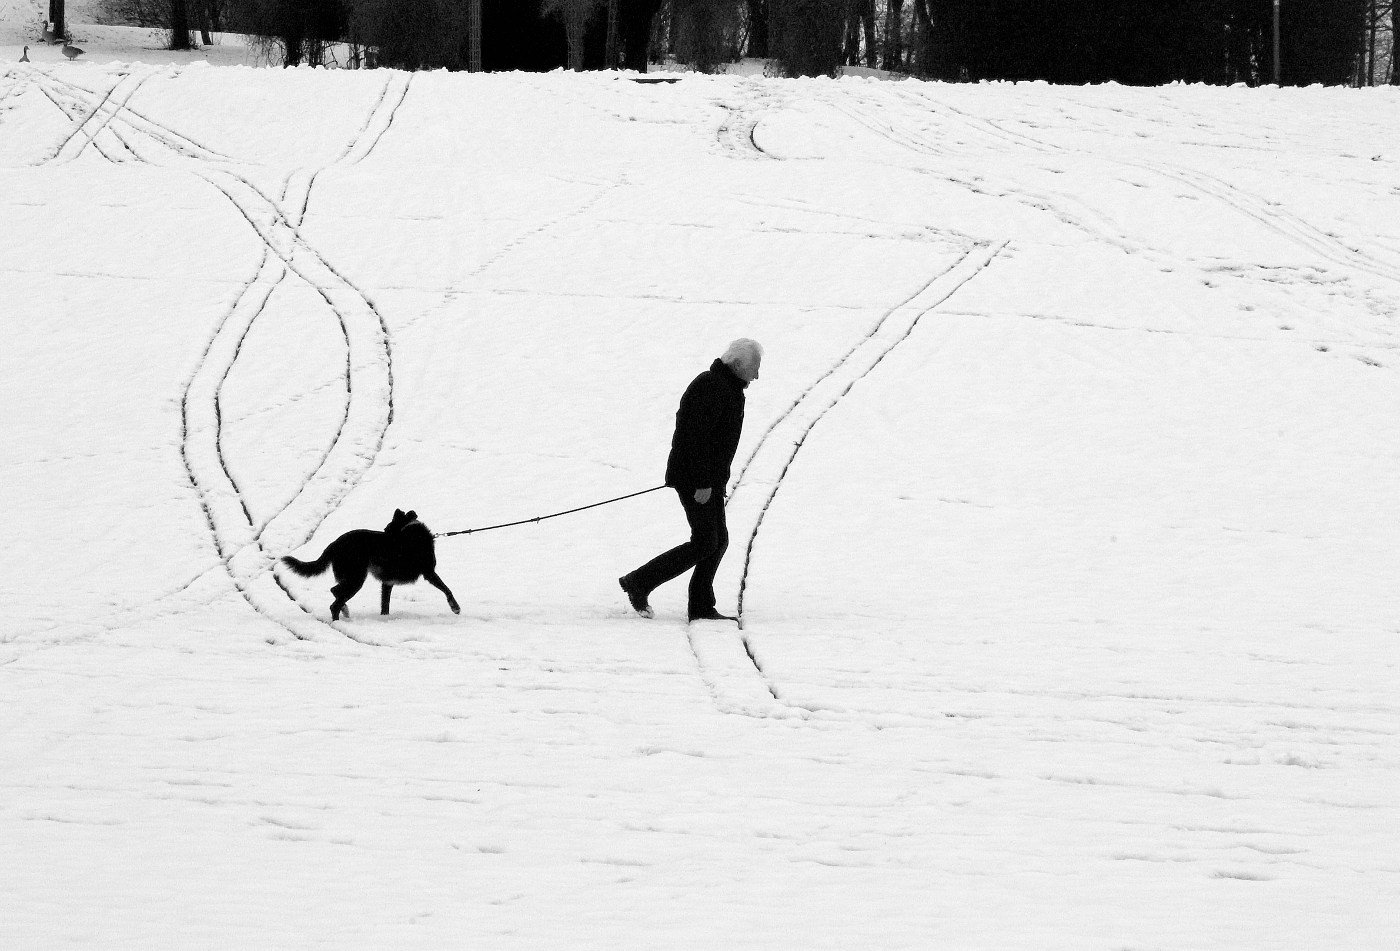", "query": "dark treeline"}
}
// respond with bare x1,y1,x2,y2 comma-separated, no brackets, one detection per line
181,0,1381,85
916,0,1367,86
773,0,1384,84
216,0,661,71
